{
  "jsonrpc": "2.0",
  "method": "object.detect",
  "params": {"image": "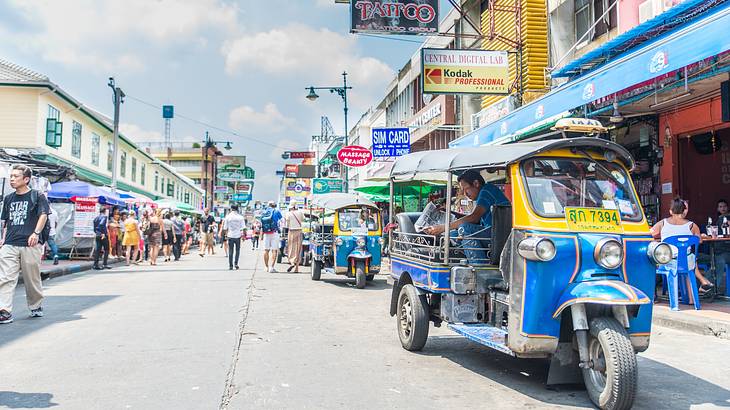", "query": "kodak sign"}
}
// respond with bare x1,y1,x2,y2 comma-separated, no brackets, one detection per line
422,48,509,95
